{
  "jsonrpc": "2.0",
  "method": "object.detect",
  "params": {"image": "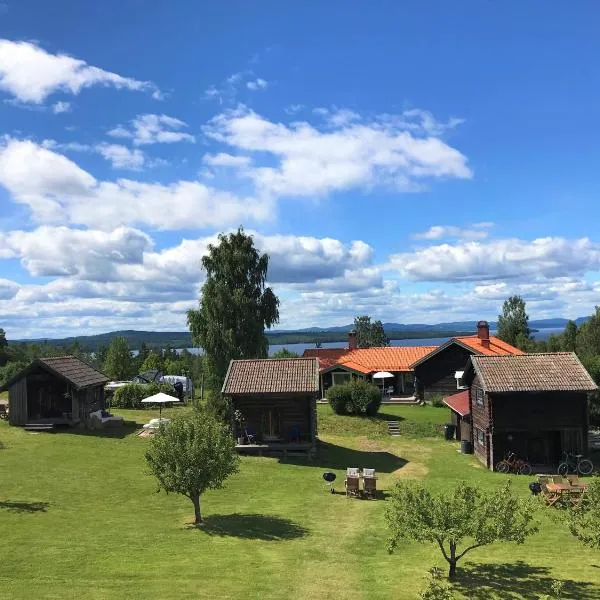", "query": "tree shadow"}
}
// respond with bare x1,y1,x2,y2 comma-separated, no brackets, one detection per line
0,500,49,513
196,513,309,541
283,440,407,473
59,420,139,439
454,561,597,599
375,413,406,423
